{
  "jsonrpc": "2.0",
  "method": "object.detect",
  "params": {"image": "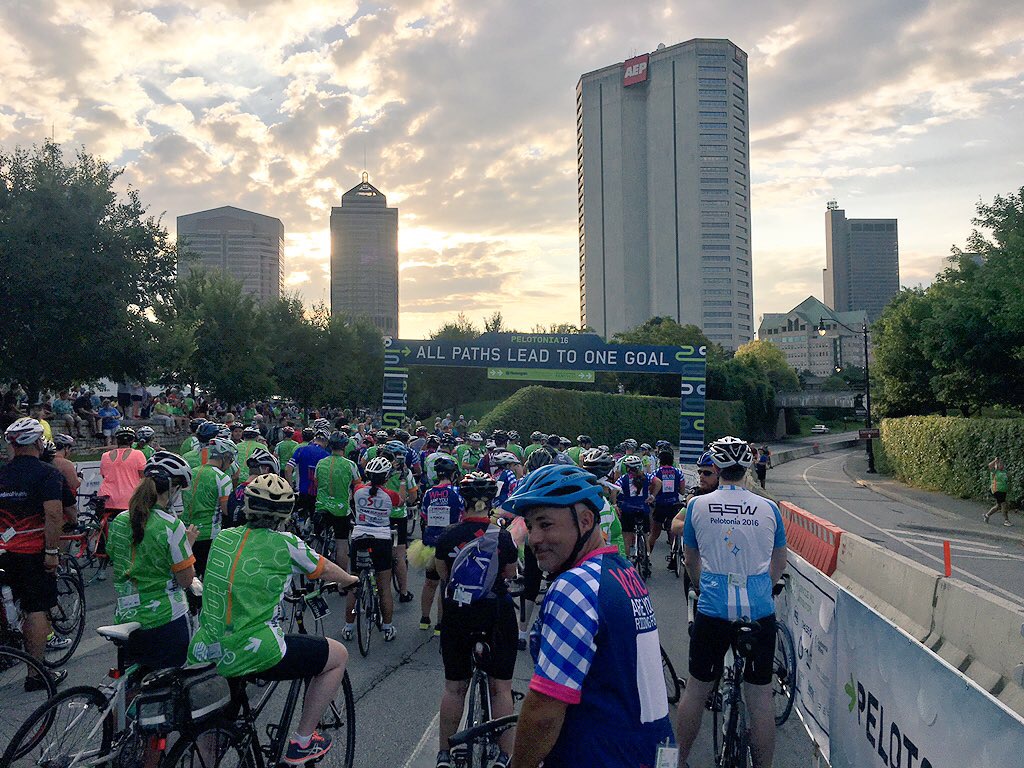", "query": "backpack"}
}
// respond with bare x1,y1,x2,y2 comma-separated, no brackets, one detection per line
445,523,504,606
